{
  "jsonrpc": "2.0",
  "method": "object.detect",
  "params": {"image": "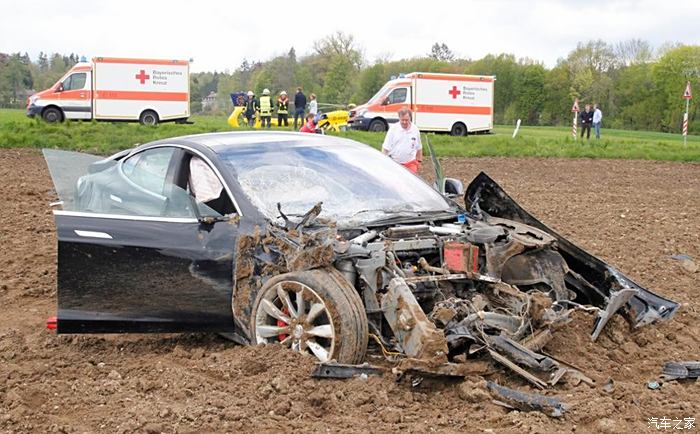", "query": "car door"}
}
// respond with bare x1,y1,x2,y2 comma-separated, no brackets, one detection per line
53,145,239,333
58,71,92,120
